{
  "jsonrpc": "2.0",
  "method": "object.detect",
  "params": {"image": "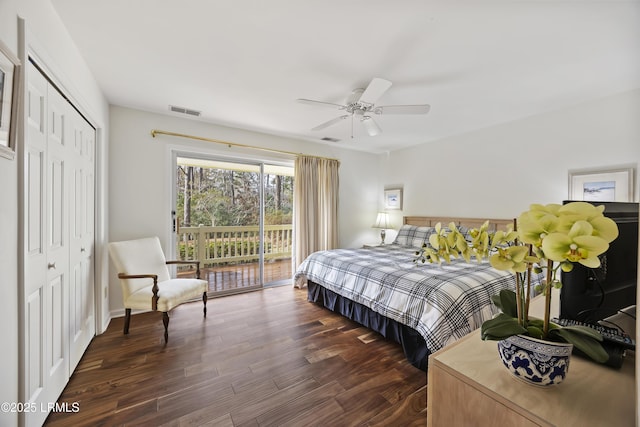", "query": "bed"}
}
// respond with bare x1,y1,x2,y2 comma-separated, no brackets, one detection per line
294,216,527,371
